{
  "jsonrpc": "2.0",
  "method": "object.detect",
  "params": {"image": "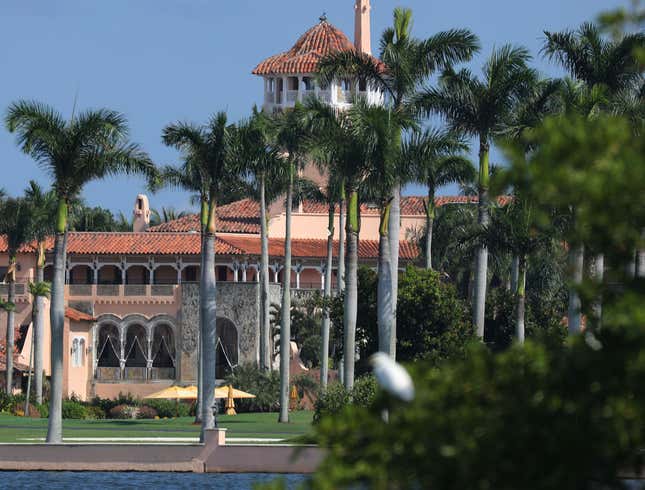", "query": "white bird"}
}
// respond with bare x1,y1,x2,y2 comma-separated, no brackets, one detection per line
369,352,415,402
